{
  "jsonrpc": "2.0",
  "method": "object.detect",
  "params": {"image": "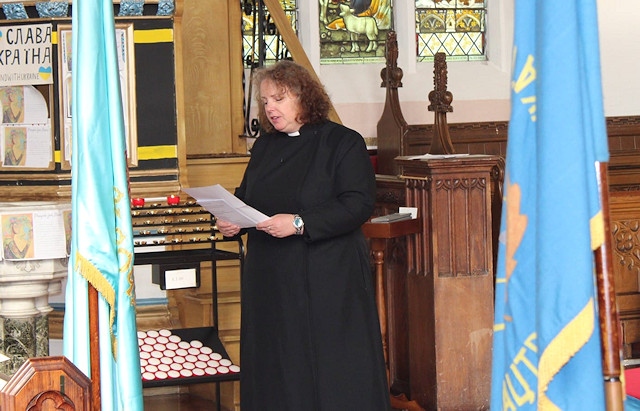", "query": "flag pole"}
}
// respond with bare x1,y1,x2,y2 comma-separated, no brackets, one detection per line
595,161,624,411
89,284,102,411
64,0,144,408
